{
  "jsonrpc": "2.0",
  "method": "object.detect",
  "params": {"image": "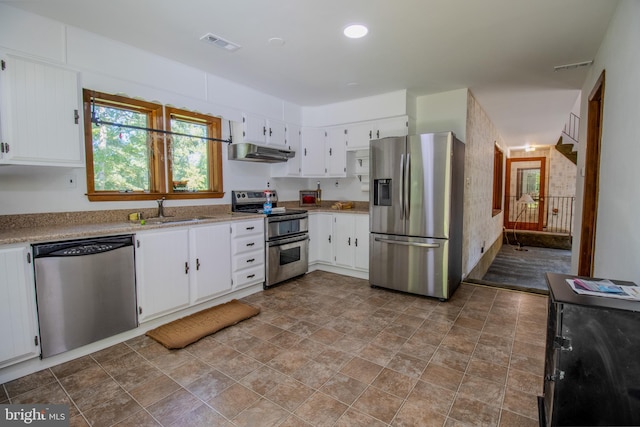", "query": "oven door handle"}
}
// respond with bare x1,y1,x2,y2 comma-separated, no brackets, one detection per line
268,234,309,247
267,213,308,222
